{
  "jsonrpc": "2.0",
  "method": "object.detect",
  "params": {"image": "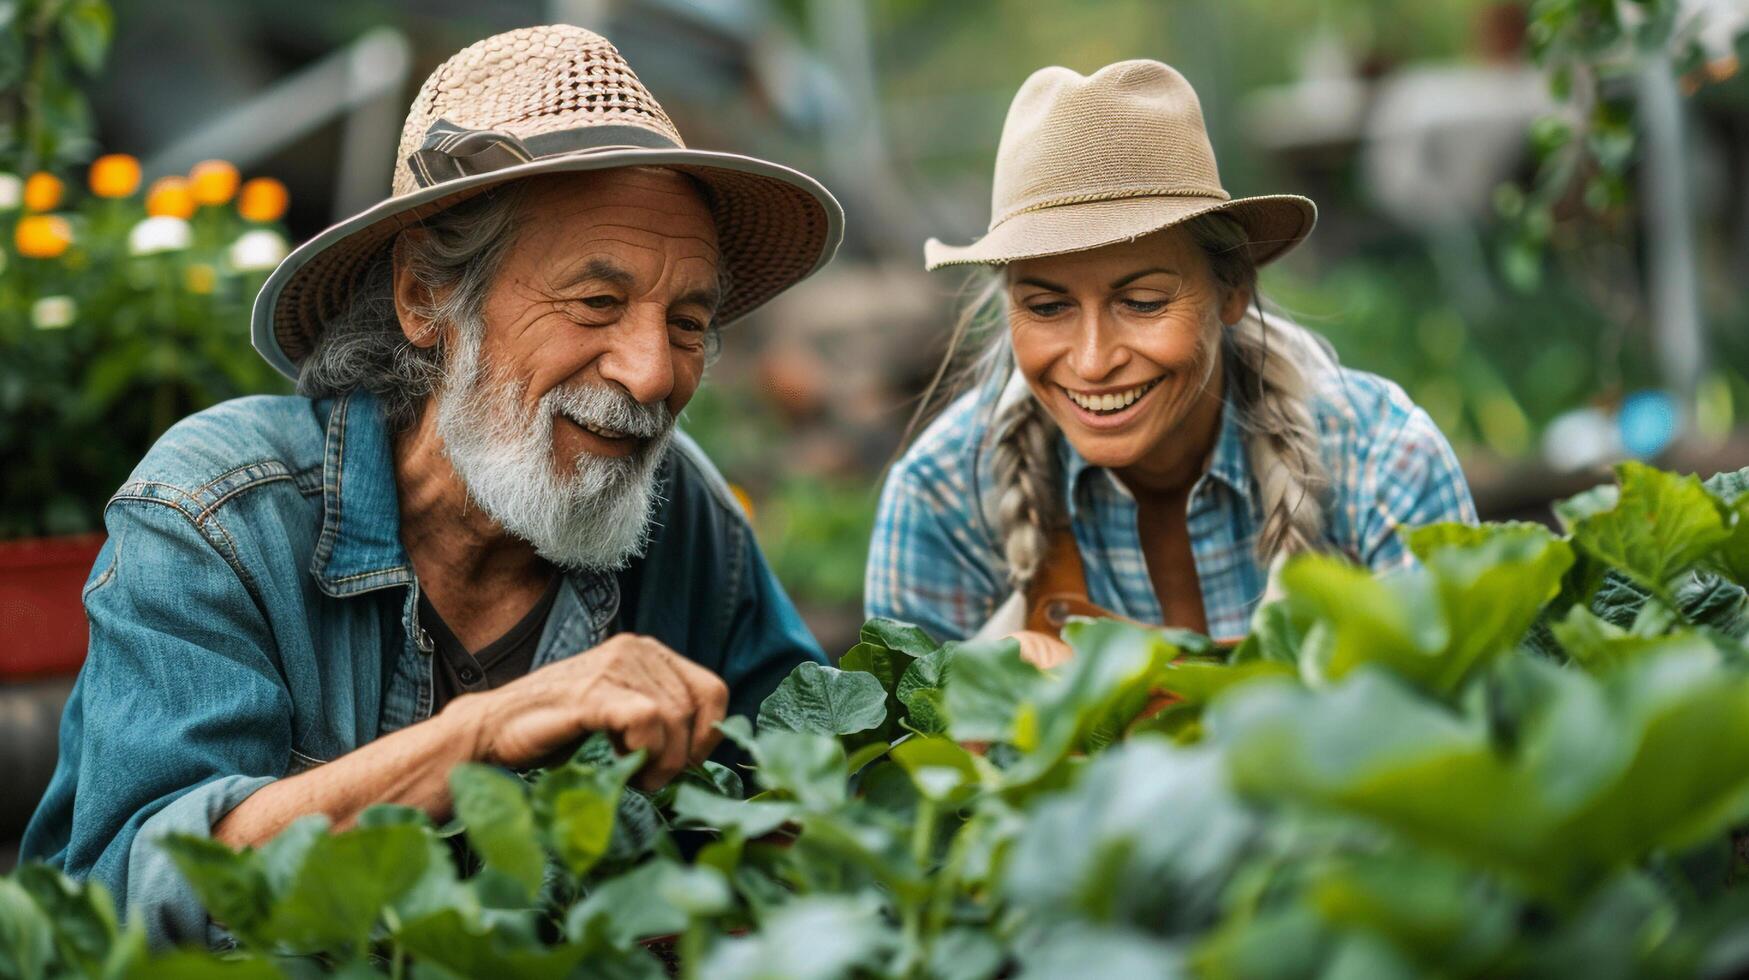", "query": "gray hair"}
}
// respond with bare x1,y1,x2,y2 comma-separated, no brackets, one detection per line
297,172,725,429
905,214,1334,593
297,185,527,427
